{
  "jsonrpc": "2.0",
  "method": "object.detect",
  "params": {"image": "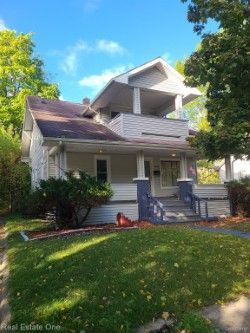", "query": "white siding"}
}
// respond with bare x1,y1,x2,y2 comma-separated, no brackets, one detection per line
193,185,228,198
107,115,123,136
82,203,138,225
196,200,231,218
129,67,186,95
30,123,46,188
48,156,57,178
193,184,230,218
108,113,189,142
111,184,137,201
